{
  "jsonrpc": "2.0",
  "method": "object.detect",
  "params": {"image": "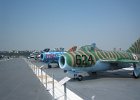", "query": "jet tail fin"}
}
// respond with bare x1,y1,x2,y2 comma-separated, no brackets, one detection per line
127,38,140,54
68,46,77,52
